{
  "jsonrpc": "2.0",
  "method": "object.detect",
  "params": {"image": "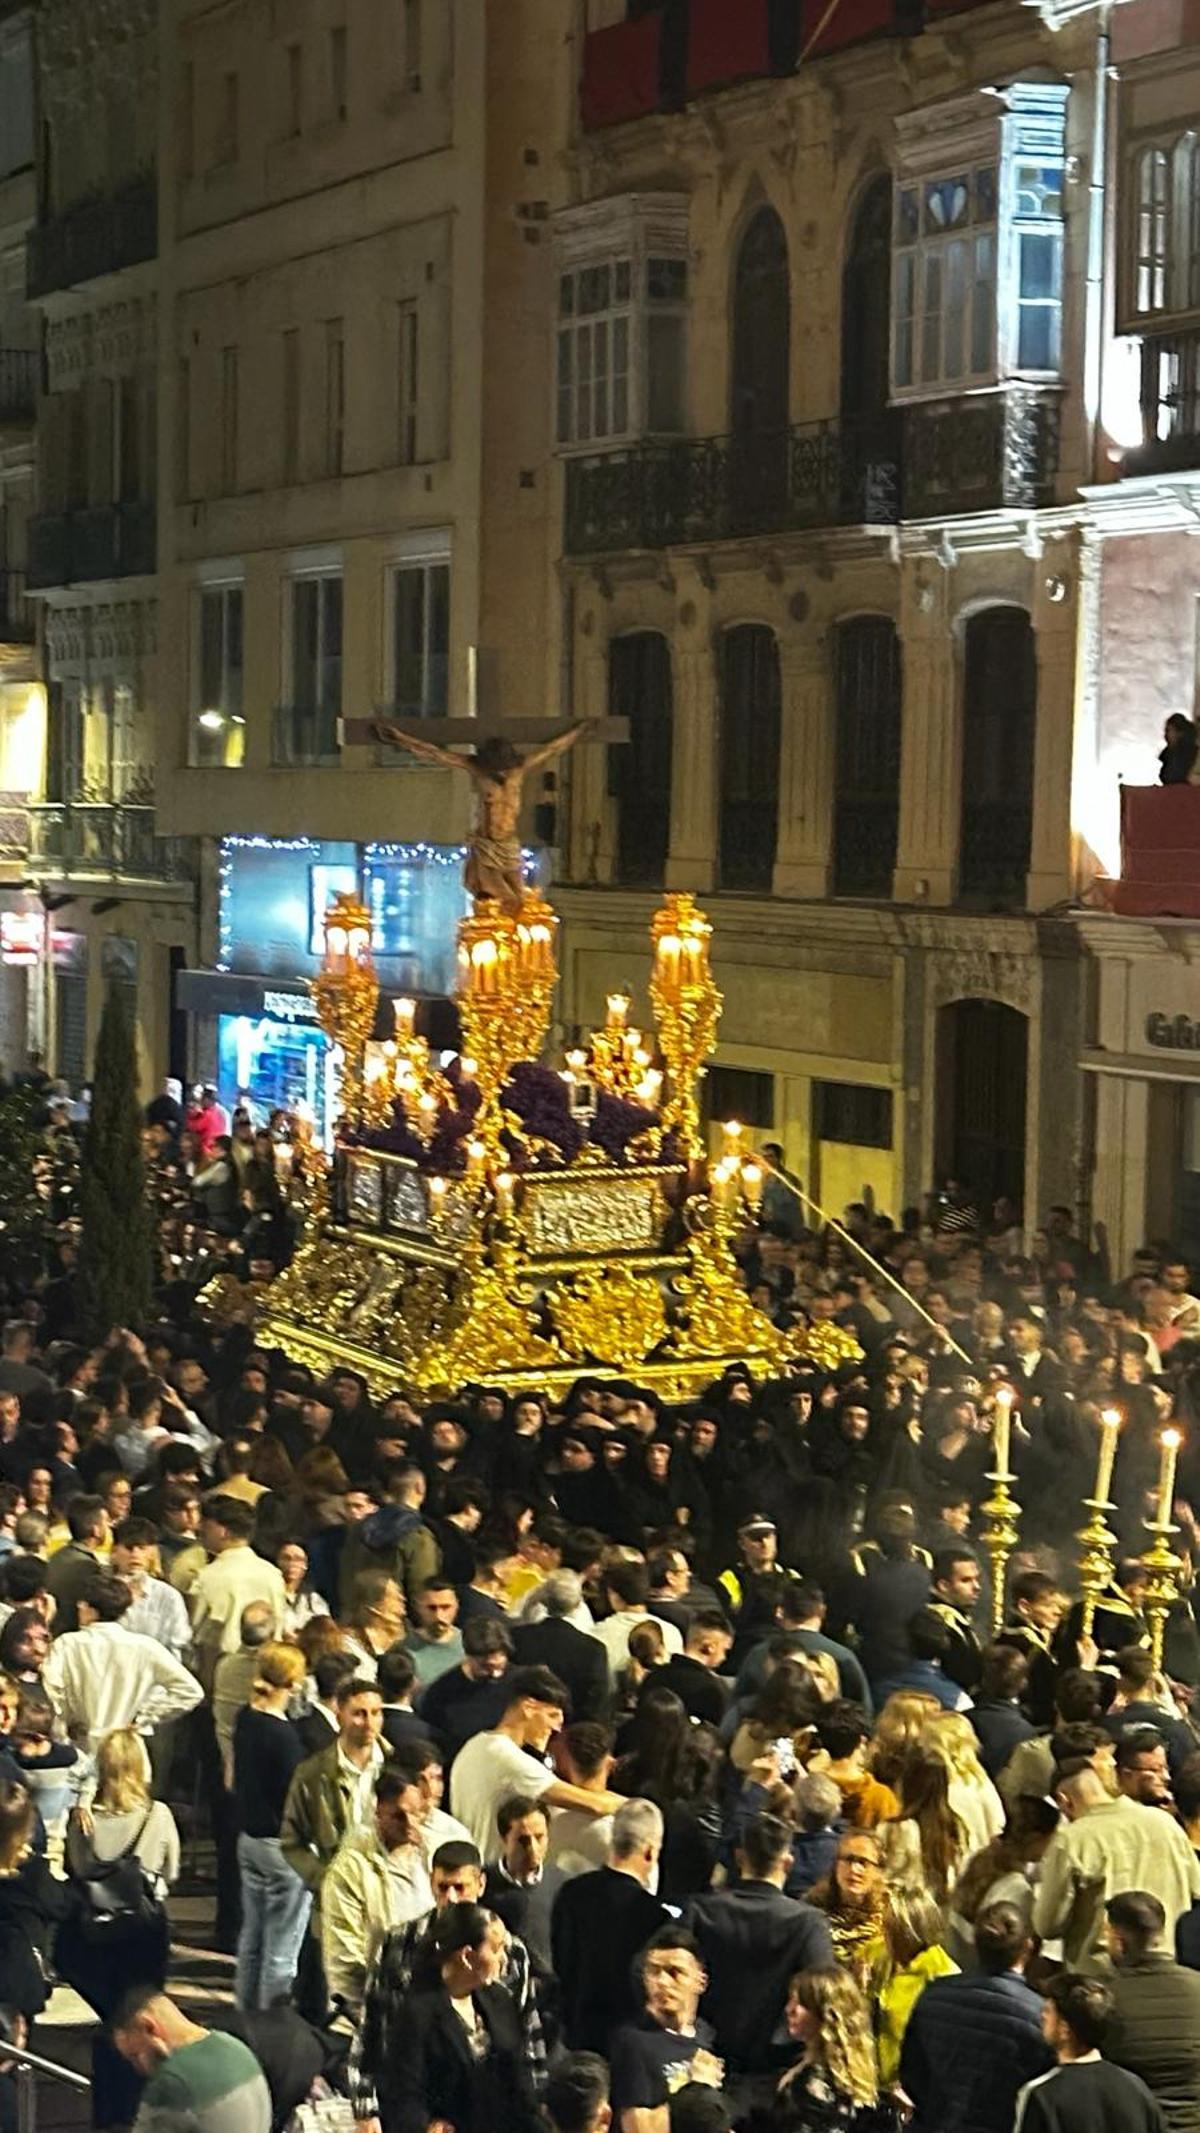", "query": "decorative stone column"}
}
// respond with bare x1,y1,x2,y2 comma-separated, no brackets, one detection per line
773,631,833,899
1026,547,1079,910
893,559,959,905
